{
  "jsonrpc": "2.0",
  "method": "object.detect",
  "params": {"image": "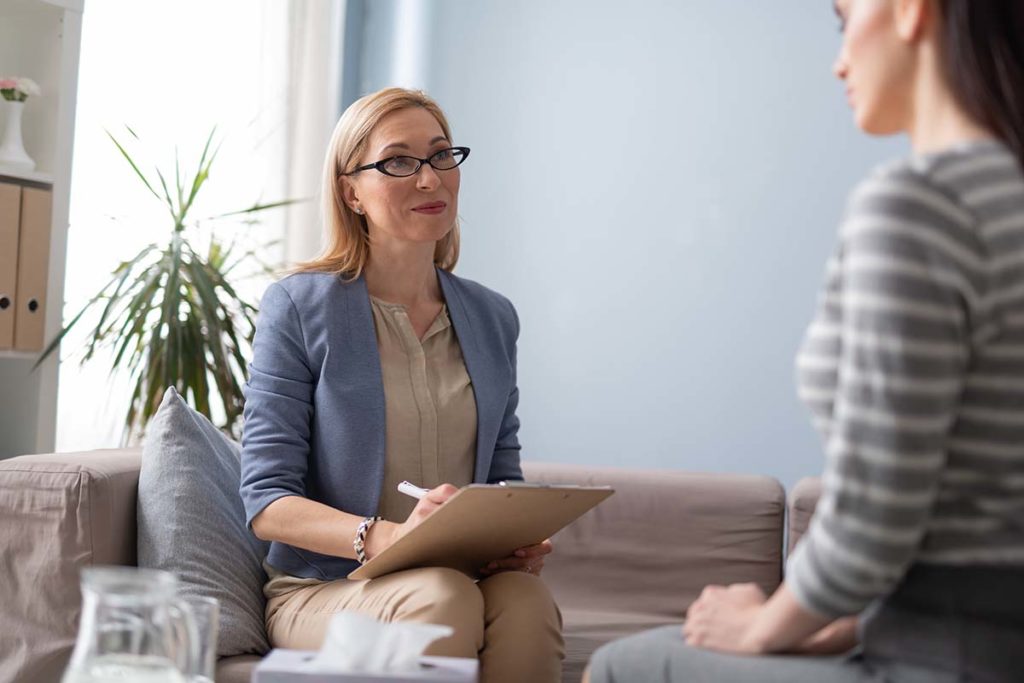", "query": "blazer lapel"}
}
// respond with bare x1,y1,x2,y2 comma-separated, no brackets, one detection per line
339,275,387,513
438,270,496,483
